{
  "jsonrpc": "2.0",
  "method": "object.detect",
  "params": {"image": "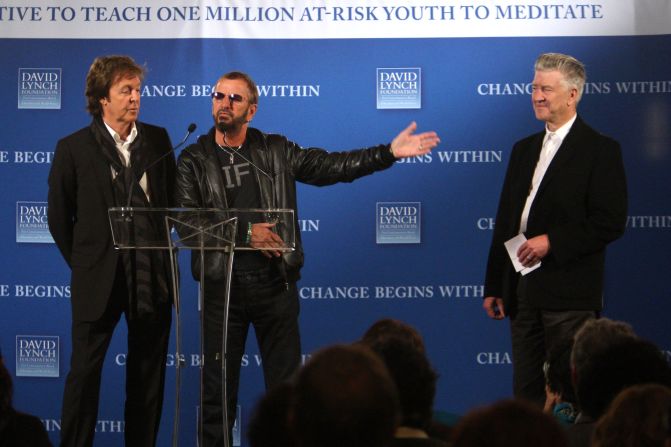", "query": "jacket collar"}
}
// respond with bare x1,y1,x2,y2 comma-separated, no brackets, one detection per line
535,115,586,196
200,126,275,209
